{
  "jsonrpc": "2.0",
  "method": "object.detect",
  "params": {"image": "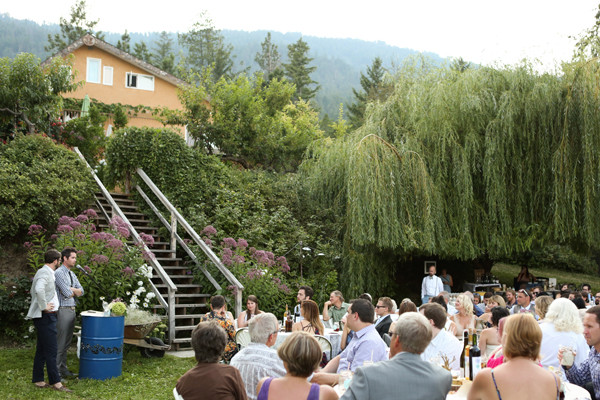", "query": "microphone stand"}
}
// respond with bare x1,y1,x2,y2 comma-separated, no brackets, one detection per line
76,265,113,302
